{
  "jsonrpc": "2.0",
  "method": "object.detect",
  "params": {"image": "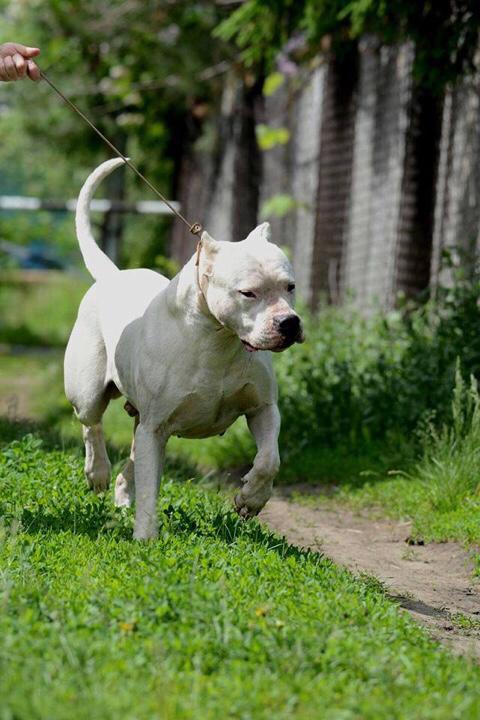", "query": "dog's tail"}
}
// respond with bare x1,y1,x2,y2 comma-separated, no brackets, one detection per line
76,158,126,280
